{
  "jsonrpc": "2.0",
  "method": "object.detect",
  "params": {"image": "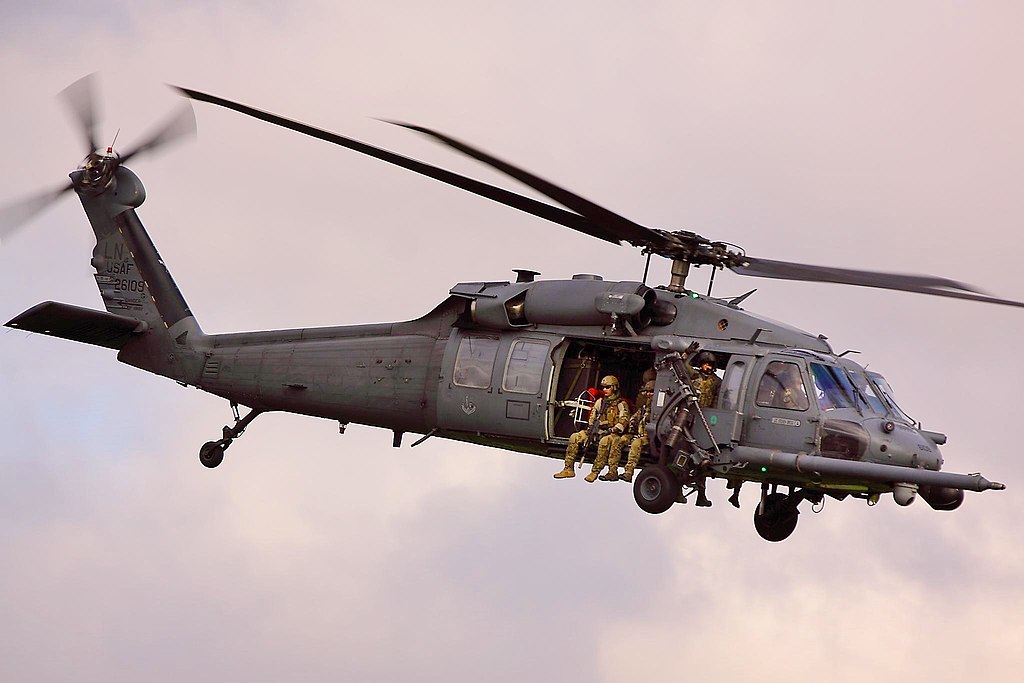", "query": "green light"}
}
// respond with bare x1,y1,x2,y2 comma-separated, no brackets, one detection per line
690,292,699,299
761,466,768,473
